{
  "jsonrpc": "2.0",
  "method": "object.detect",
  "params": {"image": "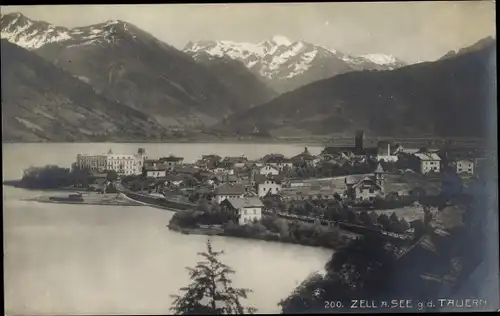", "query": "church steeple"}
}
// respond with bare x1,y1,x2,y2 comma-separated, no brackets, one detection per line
374,163,385,189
